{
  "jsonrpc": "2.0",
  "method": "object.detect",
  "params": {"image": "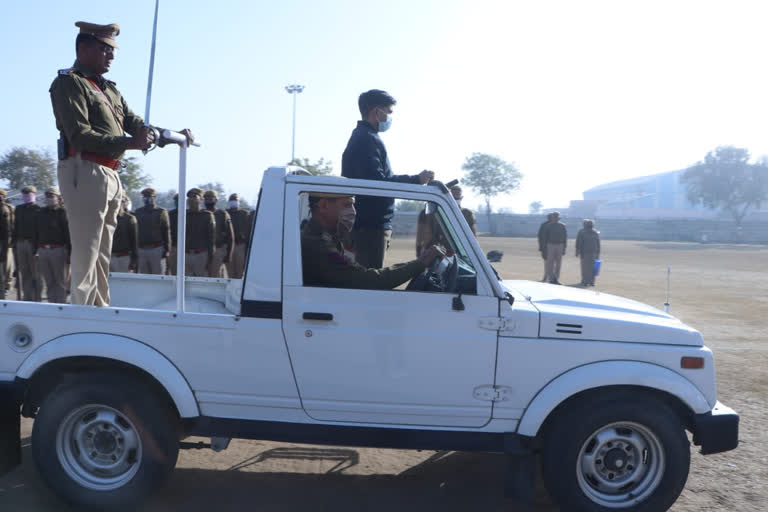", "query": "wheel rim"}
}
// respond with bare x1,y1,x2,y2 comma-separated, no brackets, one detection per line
576,421,665,508
55,404,143,491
